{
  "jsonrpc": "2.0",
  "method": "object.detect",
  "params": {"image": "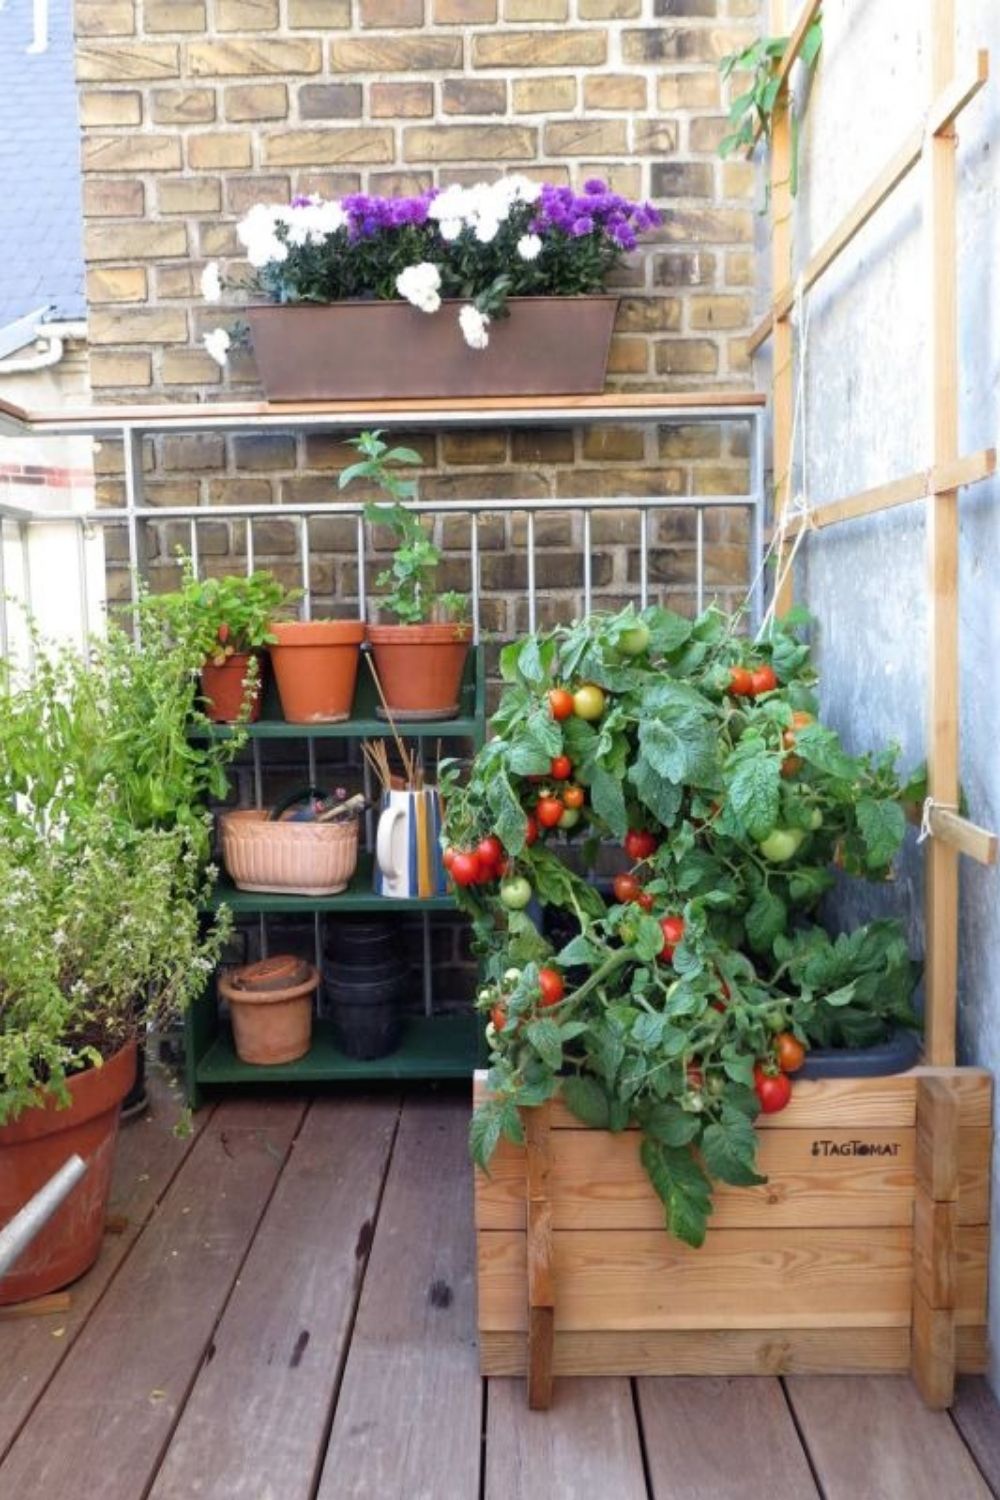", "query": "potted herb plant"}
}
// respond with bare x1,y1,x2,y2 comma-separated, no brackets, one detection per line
199,177,661,400
441,604,922,1248
149,564,298,723
340,430,470,719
